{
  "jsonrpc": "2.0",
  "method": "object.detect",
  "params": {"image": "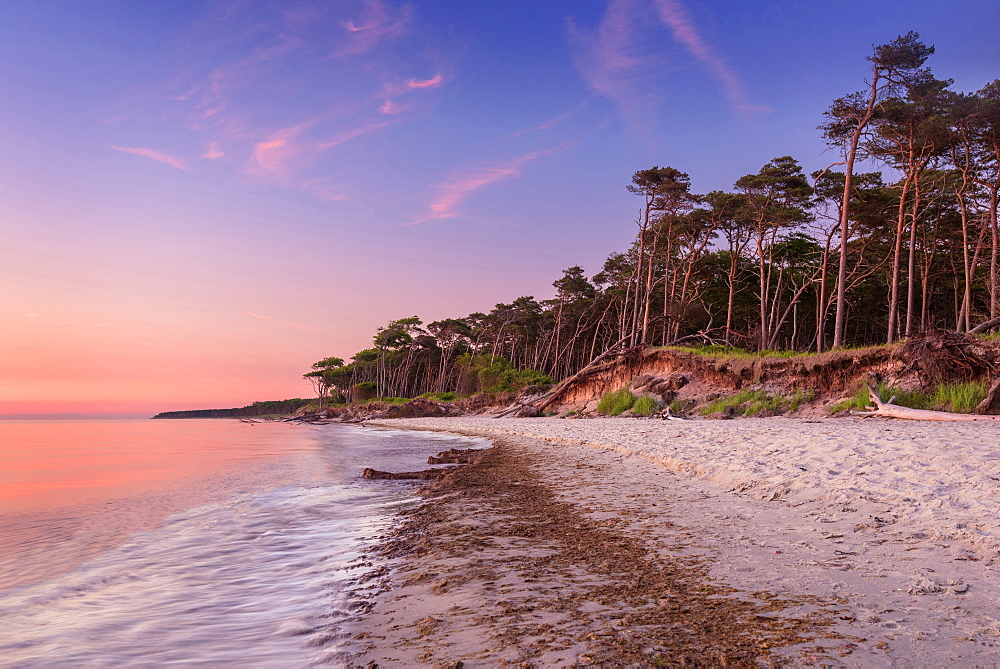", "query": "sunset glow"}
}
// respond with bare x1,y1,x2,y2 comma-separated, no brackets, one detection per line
1,1,996,415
